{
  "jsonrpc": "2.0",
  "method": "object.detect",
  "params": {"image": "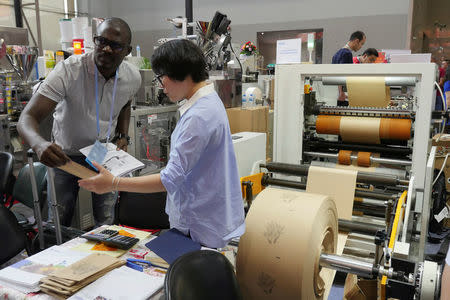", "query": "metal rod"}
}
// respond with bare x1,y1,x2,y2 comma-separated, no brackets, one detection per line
185,0,193,35
320,253,375,278
305,140,412,156
63,0,68,19
73,0,77,17
304,151,412,166
262,162,408,187
47,168,63,245
401,175,415,243
20,8,38,48
318,76,416,86
27,152,44,250
262,176,395,200
34,0,43,56
14,0,23,27
338,219,385,235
